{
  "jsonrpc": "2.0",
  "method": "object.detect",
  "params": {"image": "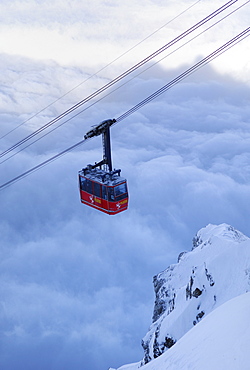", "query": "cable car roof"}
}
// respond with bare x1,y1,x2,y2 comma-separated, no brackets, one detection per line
79,166,127,186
